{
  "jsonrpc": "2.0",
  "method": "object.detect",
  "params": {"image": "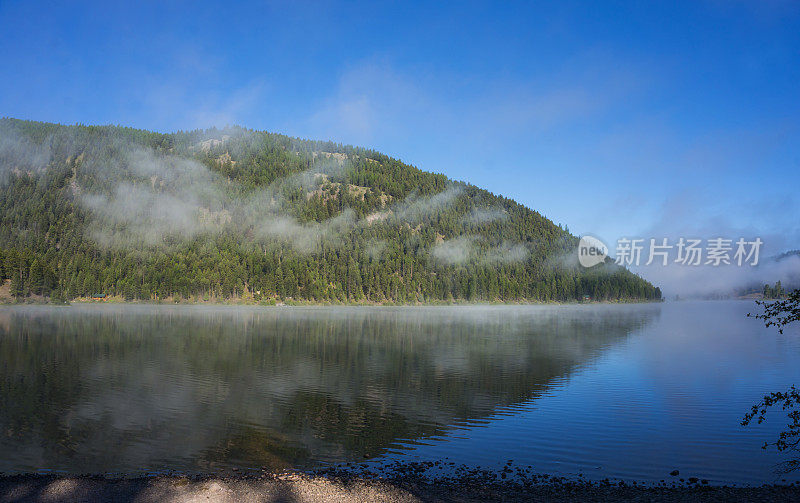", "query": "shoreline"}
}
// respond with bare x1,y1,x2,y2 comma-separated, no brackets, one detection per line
2,298,668,307
1,471,798,503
